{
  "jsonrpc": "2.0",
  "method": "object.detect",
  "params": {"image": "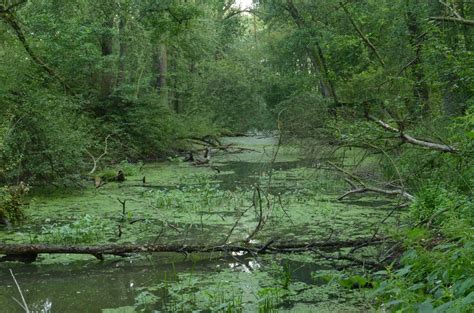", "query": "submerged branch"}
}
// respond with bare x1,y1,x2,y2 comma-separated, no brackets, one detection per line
337,186,414,201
